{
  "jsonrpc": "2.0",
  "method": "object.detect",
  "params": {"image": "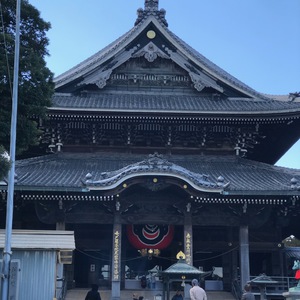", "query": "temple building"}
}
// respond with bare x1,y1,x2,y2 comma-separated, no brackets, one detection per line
1,1,300,299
